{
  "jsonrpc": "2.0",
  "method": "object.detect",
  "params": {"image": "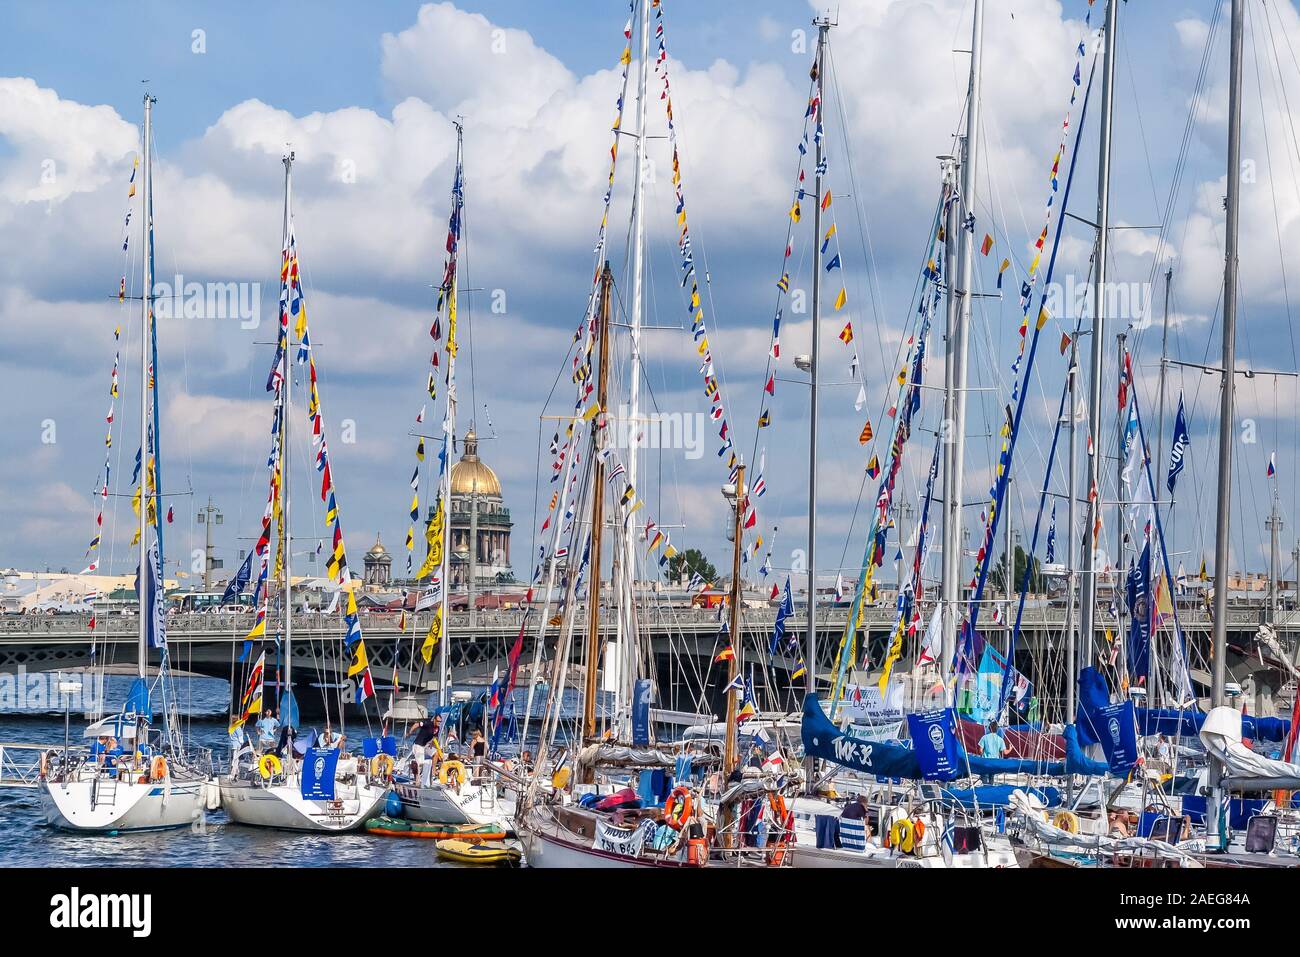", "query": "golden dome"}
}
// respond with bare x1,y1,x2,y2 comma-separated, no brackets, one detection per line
450,431,502,497
366,534,391,560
